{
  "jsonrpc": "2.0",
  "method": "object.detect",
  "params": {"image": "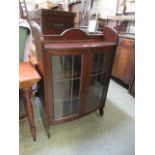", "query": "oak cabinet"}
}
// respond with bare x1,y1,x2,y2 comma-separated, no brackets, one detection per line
31,22,118,137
